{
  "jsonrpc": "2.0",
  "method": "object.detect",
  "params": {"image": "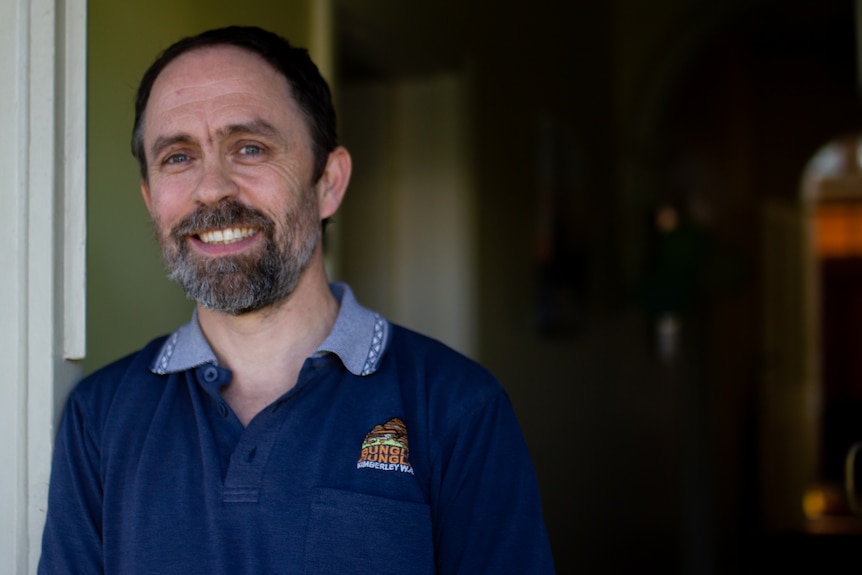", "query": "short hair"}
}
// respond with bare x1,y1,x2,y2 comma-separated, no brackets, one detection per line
131,26,337,183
